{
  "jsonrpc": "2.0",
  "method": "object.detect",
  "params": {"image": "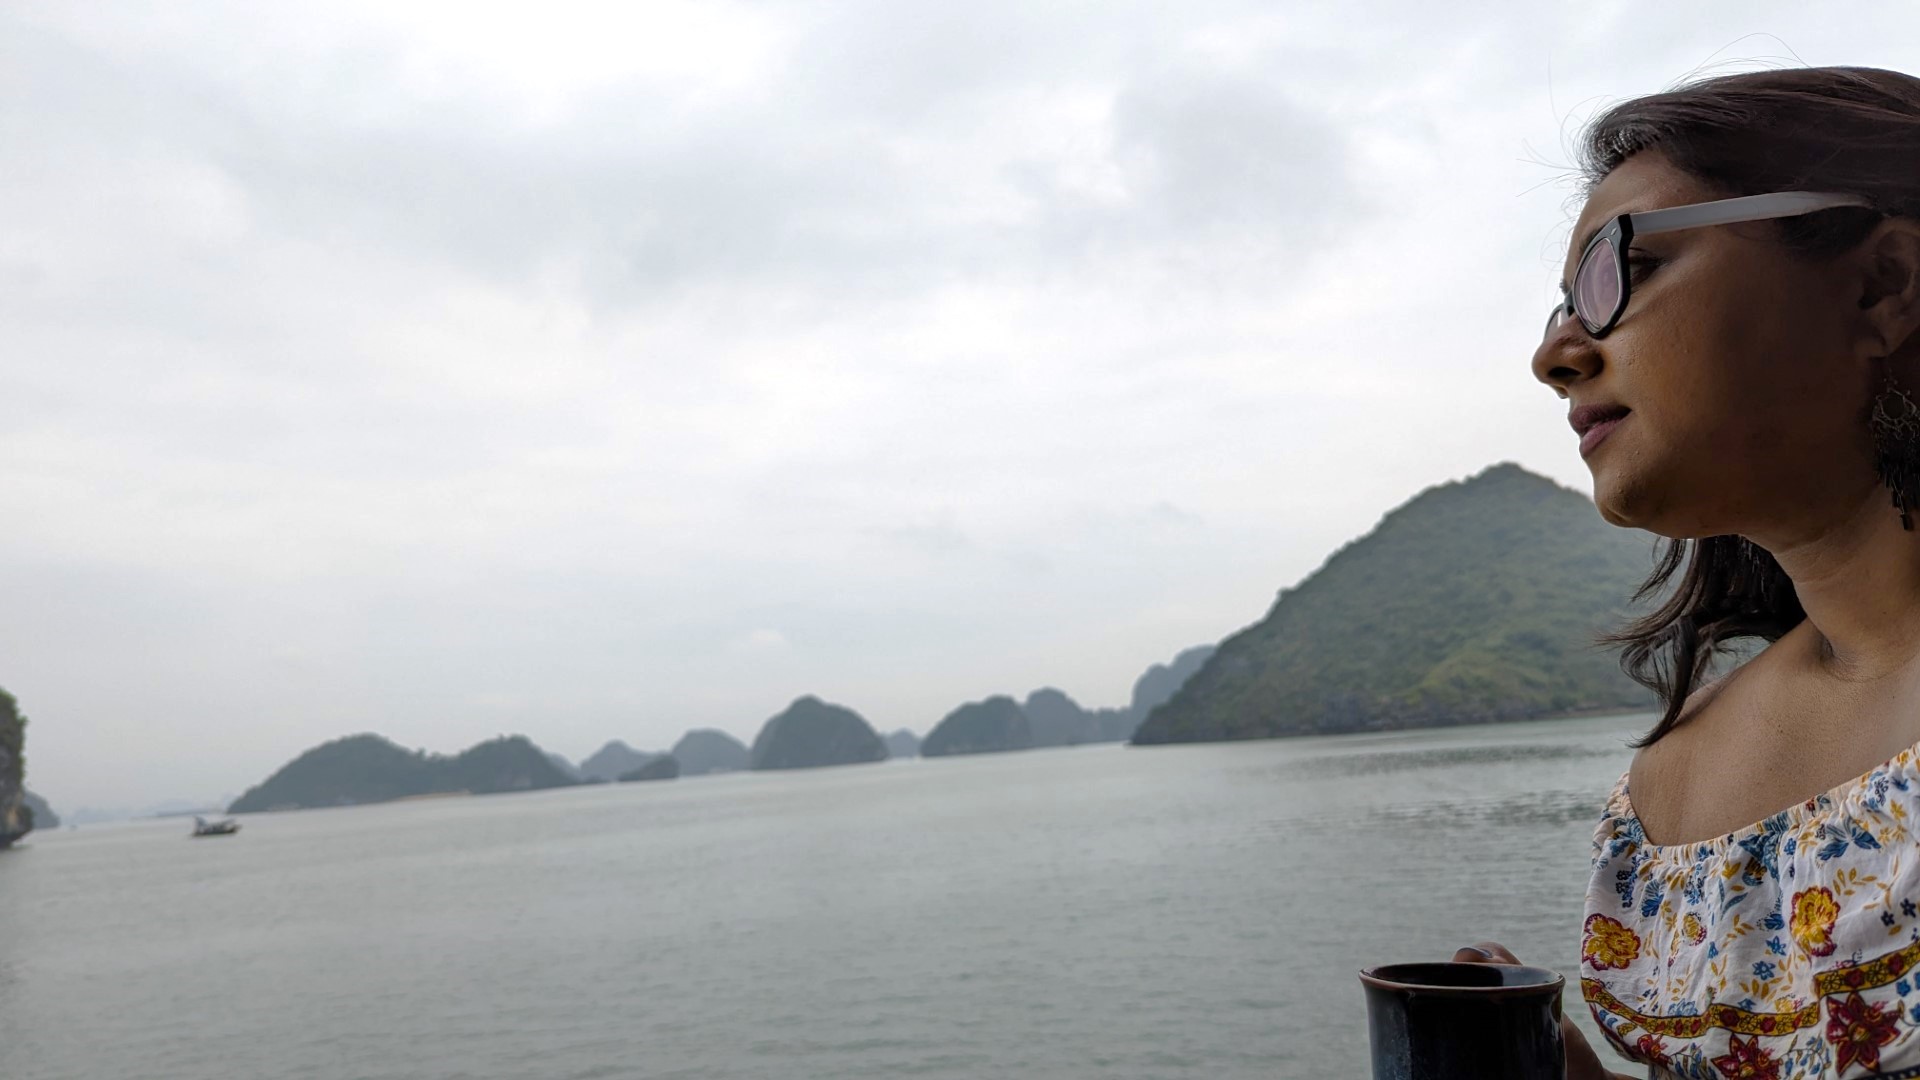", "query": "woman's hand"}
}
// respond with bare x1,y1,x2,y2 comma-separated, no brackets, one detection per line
1452,941,1631,1080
